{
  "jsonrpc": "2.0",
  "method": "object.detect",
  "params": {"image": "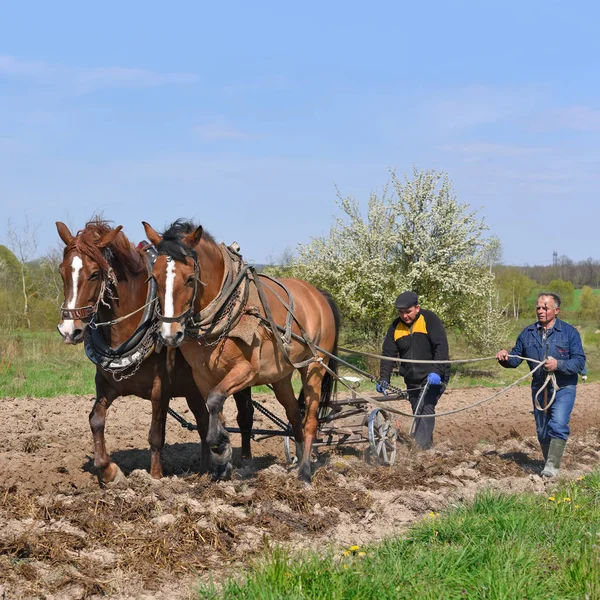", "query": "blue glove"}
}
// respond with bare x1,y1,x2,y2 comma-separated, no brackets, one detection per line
427,372,441,386
376,380,389,394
